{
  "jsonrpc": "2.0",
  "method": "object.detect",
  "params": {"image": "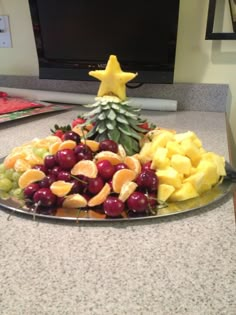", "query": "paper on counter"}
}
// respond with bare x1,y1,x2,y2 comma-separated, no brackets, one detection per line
0,87,177,111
